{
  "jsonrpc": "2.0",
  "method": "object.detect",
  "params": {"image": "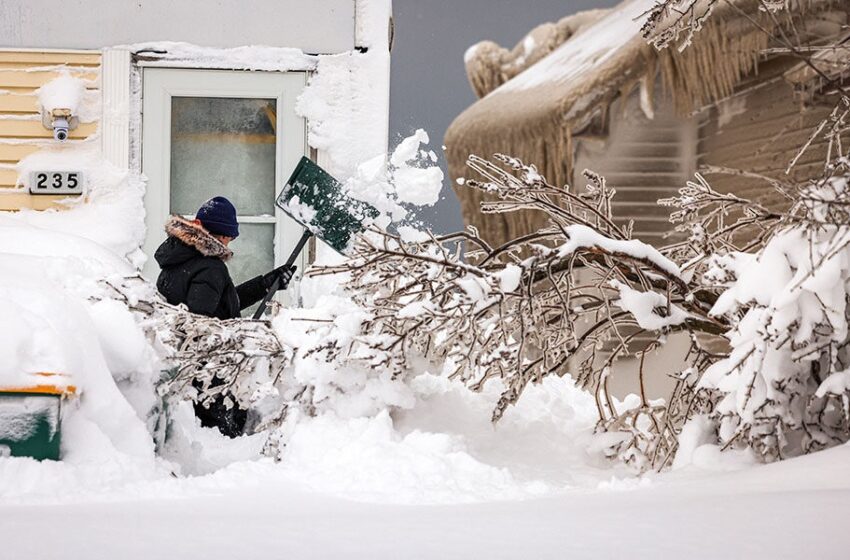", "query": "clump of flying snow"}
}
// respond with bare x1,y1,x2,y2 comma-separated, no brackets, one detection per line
390,128,429,167
340,129,445,228
389,129,444,207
